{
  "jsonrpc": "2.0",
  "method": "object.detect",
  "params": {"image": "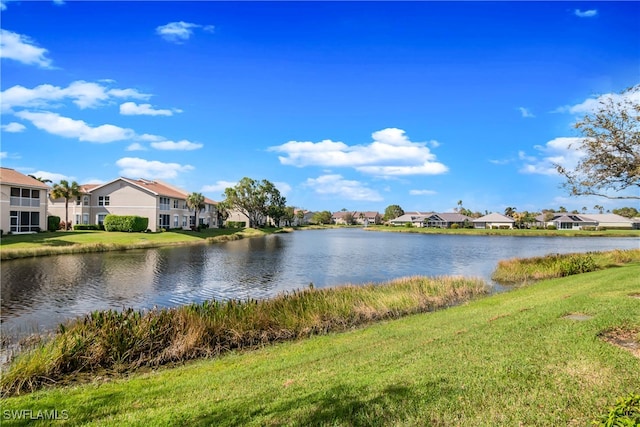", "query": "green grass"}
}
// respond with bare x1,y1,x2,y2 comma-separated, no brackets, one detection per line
0,227,290,260
492,248,640,284
367,225,640,237
2,265,639,426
